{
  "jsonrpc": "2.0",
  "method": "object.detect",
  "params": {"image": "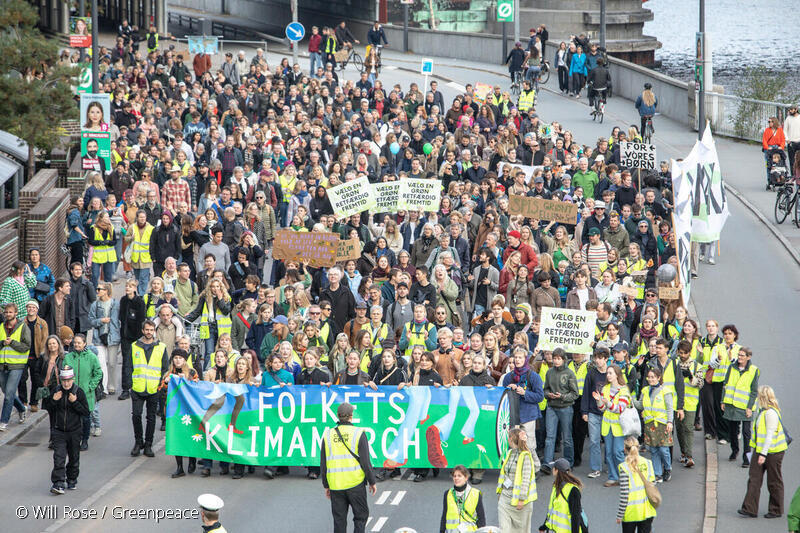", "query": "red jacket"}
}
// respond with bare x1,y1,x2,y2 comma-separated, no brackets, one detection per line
762,126,786,151
502,243,538,277
308,34,322,53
